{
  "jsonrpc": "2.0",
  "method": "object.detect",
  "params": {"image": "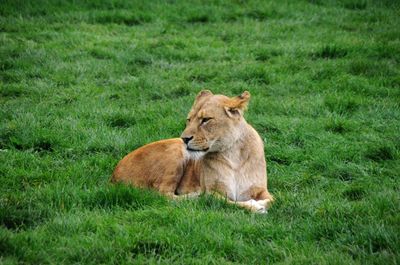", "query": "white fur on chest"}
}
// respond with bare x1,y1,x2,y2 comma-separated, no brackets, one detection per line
227,171,254,201
224,150,255,201
203,164,255,202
